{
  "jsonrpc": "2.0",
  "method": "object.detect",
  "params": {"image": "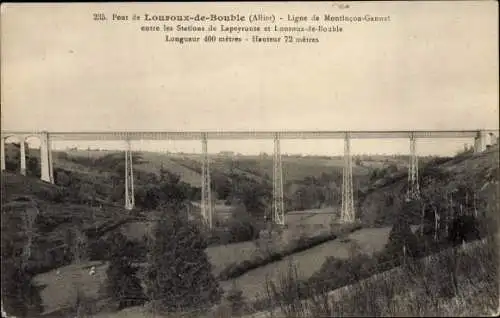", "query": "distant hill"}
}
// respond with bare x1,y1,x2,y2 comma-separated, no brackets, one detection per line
4,143,399,185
